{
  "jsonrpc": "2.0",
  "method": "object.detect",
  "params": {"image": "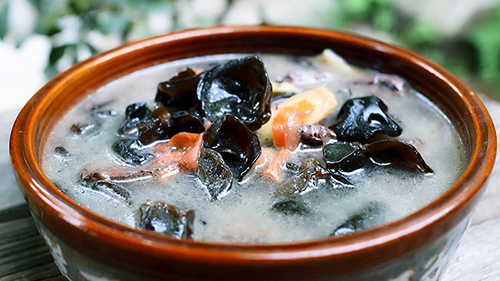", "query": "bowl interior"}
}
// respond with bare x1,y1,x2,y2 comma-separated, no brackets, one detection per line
10,26,496,277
